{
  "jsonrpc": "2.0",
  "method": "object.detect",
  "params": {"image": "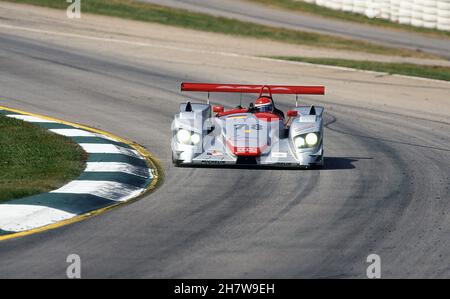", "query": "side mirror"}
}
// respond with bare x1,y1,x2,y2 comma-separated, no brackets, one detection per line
213,105,224,113
287,110,298,117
